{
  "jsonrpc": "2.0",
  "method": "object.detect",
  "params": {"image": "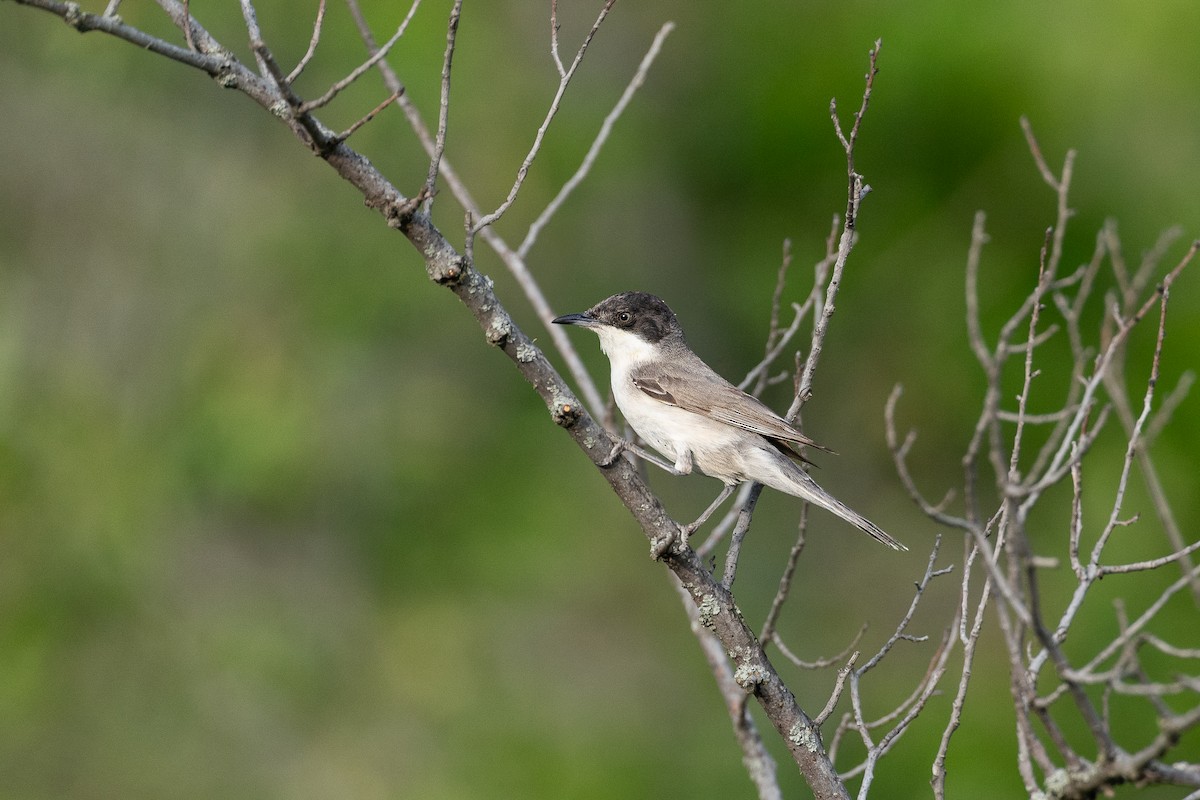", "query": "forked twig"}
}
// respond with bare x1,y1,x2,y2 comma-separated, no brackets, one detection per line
518,20,675,260
341,0,607,418
299,0,422,113
469,0,617,242
907,118,1199,798
792,39,881,414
